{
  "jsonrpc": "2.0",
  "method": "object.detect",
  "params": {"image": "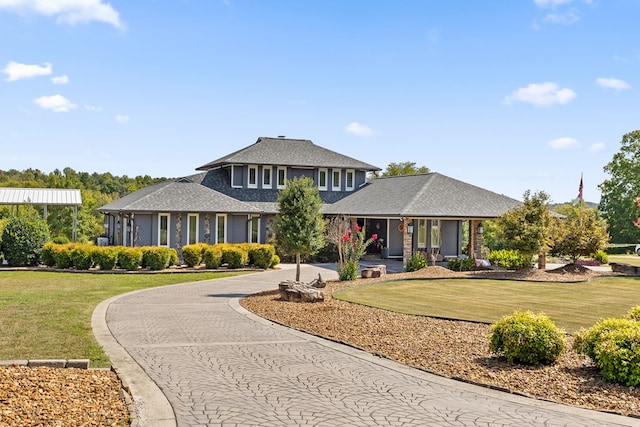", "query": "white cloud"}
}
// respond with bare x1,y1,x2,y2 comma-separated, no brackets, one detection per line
345,122,374,136
548,137,580,150
84,104,102,112
596,77,631,90
534,0,575,7
504,82,576,106
589,142,606,152
0,0,124,29
543,10,580,25
34,94,76,112
2,61,52,81
115,114,130,123
51,74,68,85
